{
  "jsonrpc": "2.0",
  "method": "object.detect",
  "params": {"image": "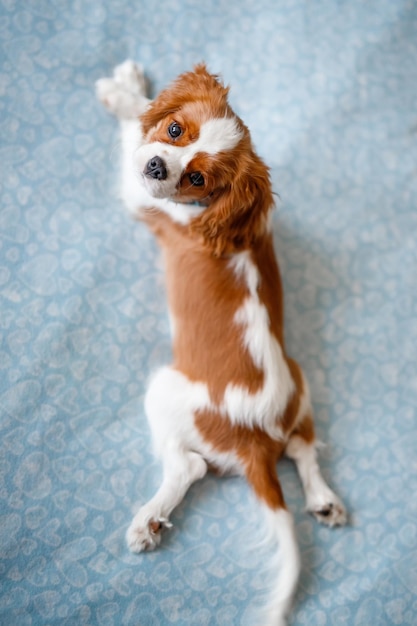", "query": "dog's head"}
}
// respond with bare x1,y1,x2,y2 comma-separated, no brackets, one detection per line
138,64,274,256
